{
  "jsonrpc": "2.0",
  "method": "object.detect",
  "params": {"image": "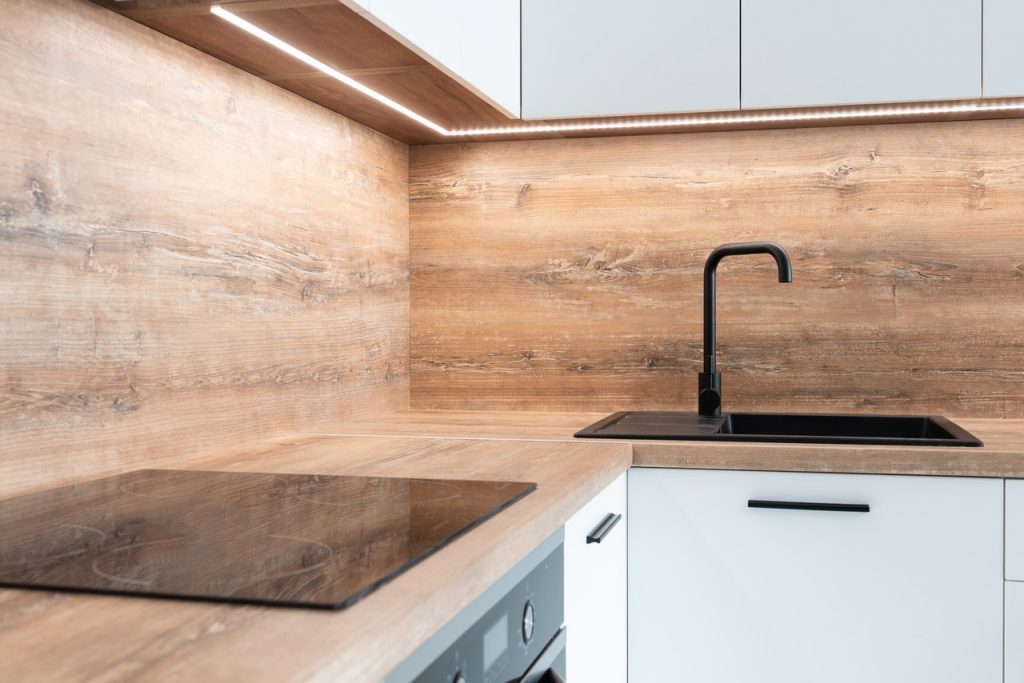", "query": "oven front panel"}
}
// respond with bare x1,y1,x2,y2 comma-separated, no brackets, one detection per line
413,545,564,683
